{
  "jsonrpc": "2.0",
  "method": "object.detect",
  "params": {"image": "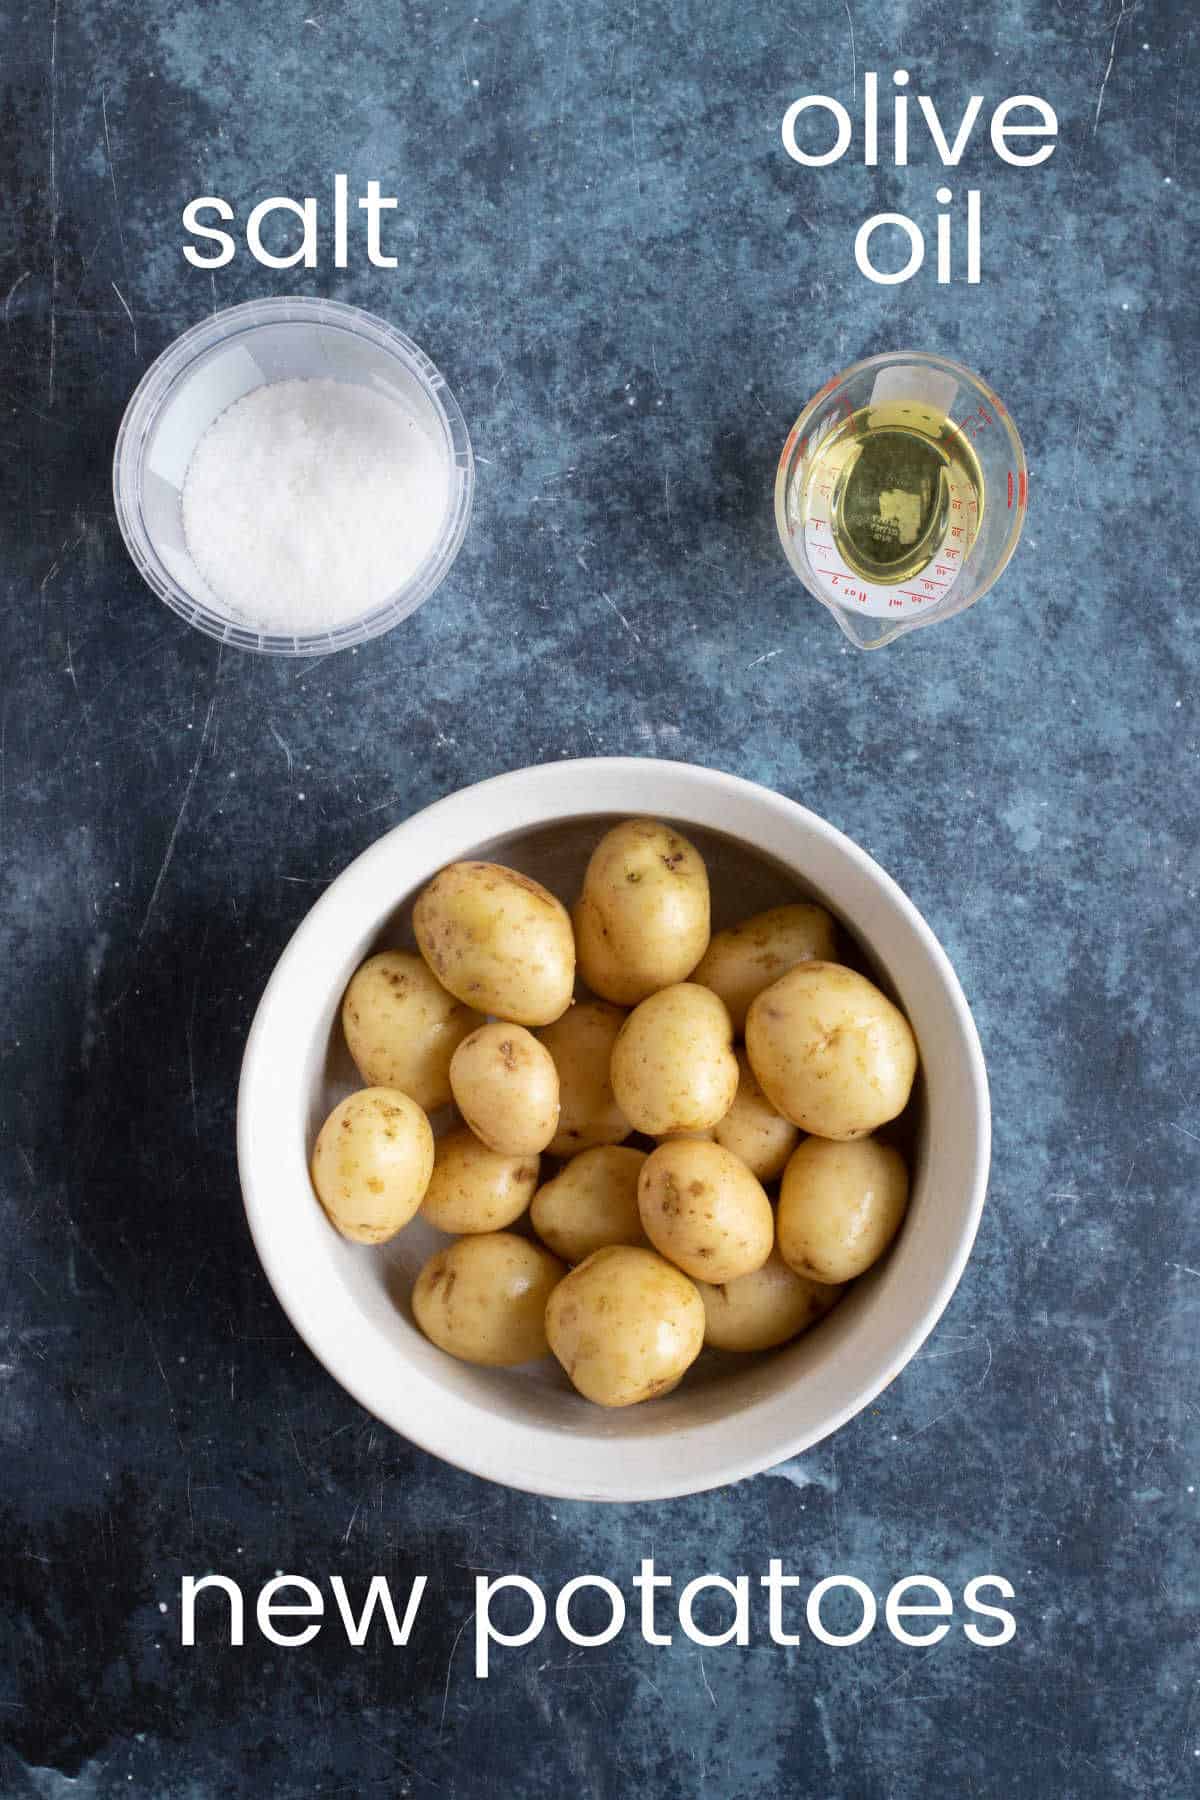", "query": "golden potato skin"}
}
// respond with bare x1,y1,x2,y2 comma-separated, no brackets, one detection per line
777,1135,909,1283
537,1001,631,1157
413,861,575,1027
573,819,710,1006
745,961,918,1139
449,1023,560,1156
530,1146,648,1264
610,983,738,1137
419,1127,540,1235
693,904,837,1036
637,1139,774,1283
412,1233,565,1367
545,1245,704,1406
310,1087,434,1245
695,1248,843,1352
712,1048,799,1182
341,951,482,1111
